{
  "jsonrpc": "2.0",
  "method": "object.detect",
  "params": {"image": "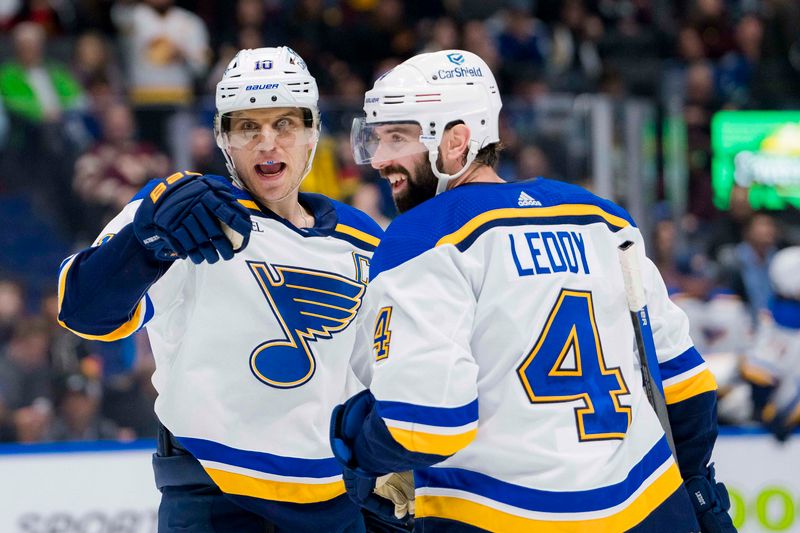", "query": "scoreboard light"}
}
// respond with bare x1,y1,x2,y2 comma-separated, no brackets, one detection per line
712,111,800,210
